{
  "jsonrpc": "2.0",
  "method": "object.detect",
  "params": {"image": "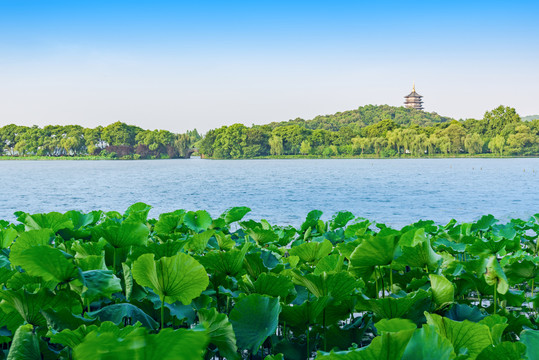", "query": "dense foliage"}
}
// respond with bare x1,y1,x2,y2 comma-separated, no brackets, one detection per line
200,105,539,158
1,204,539,359
0,122,201,159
